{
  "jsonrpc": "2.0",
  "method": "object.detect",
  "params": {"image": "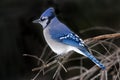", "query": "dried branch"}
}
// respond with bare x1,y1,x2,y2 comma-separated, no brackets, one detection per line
31,33,120,72
25,32,120,80
79,48,120,80
84,33,120,44
32,60,57,71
